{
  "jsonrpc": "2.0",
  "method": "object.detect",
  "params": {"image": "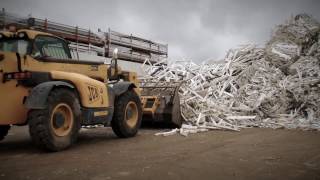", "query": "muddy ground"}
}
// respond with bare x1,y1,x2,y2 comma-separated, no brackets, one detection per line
0,126,320,180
